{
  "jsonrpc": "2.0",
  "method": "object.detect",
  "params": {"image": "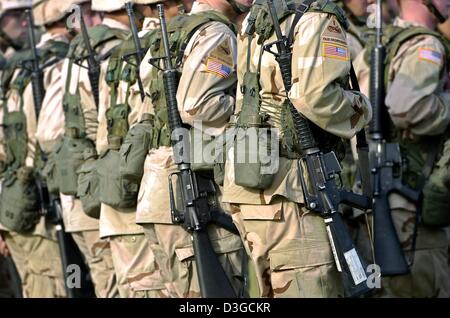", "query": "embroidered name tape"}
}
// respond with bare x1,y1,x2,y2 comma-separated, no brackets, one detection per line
418,48,442,65
205,58,232,78
322,43,348,60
